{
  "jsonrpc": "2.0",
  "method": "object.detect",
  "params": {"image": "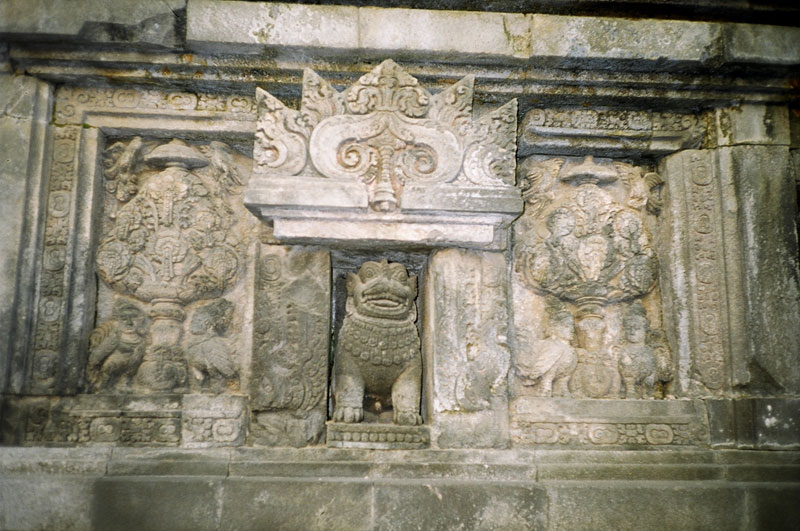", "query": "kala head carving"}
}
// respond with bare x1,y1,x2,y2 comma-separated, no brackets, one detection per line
245,59,522,249
333,260,422,426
